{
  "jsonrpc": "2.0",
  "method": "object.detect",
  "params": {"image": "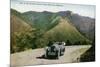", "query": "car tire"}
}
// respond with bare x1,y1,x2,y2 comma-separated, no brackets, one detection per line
45,49,48,58
56,50,60,59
